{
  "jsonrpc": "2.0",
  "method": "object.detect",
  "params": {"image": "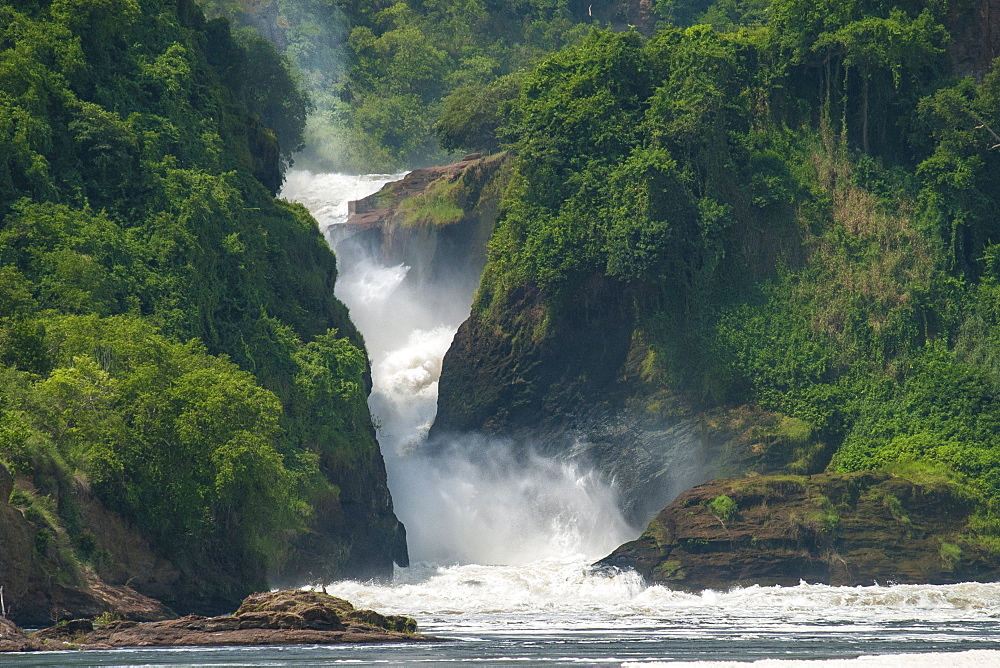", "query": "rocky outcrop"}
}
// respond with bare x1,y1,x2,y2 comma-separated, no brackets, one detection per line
333,152,510,293
431,277,832,525
596,471,1000,590
0,590,432,652
0,464,175,627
